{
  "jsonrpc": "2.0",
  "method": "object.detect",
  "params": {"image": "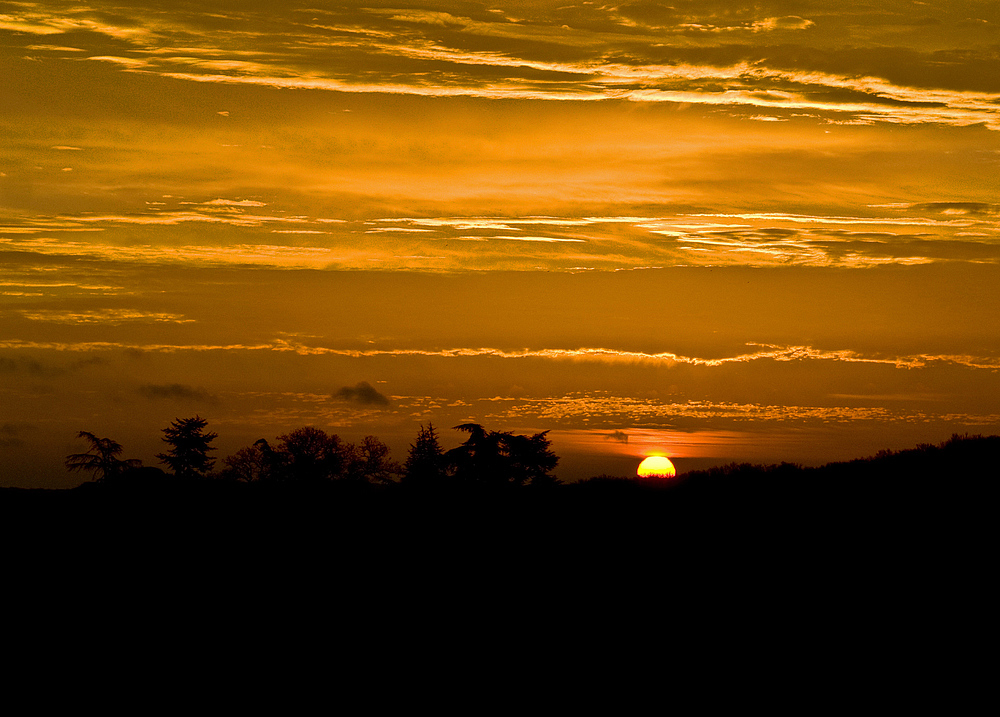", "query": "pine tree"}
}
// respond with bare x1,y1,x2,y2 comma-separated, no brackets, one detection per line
403,423,445,486
157,416,217,479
